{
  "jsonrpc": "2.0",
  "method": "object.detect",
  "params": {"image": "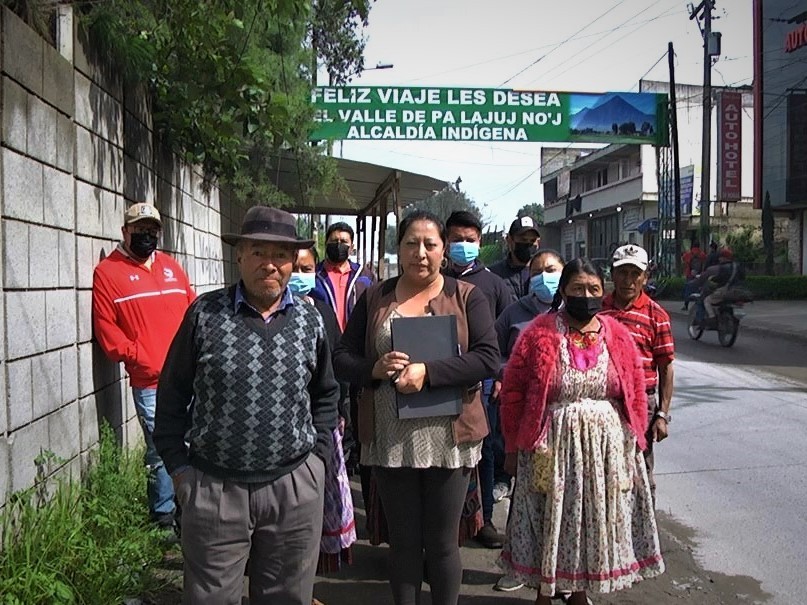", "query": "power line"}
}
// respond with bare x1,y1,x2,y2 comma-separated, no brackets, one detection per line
524,1,681,87
404,10,689,85
498,0,631,87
